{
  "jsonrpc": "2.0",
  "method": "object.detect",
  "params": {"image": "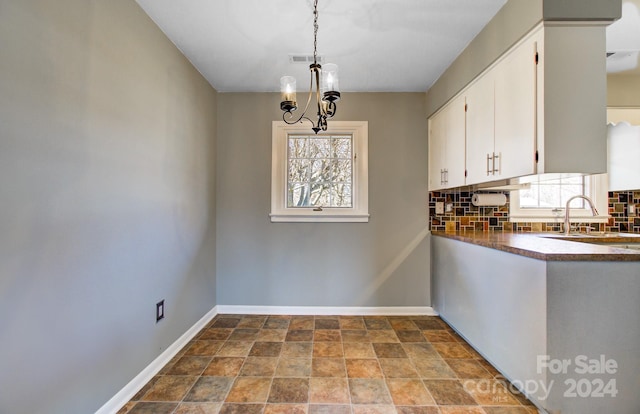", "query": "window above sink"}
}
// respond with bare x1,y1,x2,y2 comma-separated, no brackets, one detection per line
509,174,609,223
